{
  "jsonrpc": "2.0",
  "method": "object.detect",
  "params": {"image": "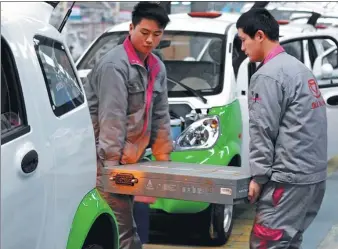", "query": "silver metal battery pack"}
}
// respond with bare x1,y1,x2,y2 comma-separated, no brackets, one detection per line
102,161,251,205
